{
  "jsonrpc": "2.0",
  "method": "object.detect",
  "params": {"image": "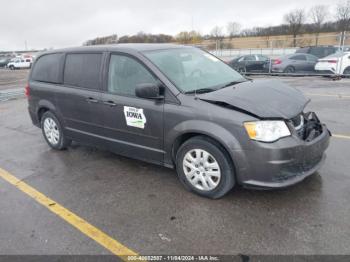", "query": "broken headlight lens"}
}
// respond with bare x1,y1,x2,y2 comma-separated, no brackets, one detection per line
244,121,291,142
